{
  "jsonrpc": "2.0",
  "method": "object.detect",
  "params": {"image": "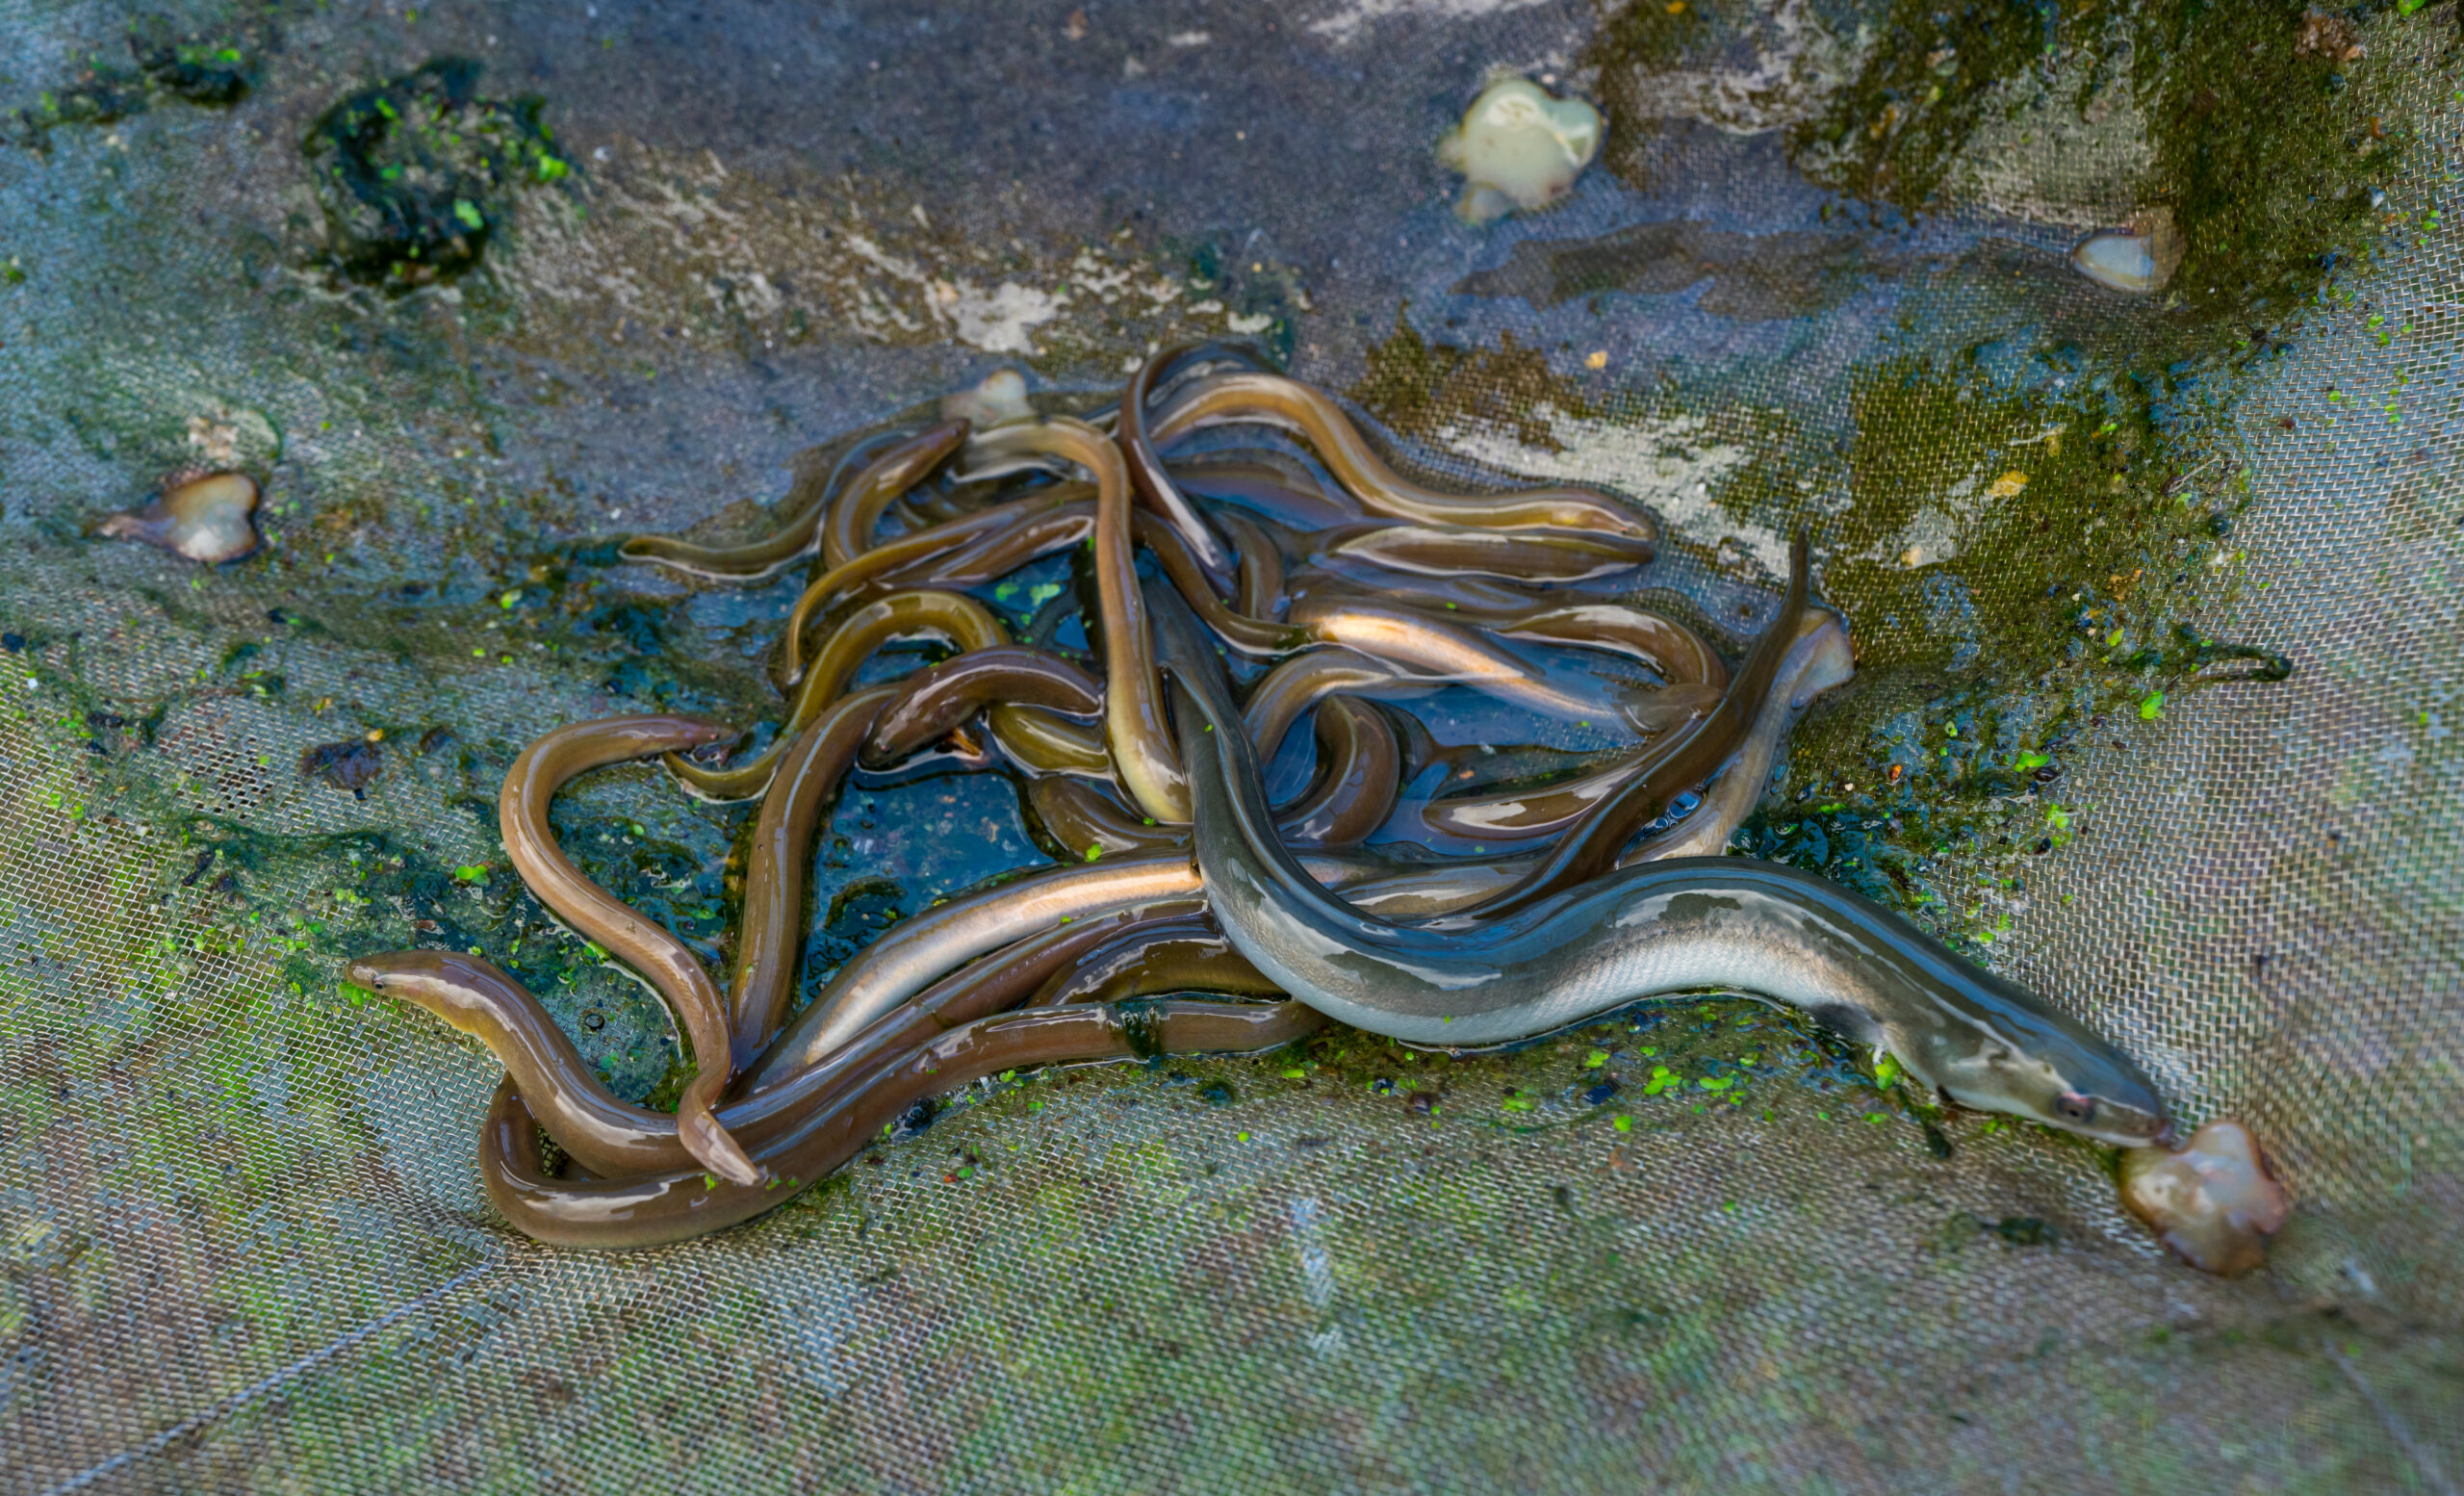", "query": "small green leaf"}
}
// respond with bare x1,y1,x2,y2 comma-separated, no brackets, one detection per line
2013,751,2050,771
1083,844,1102,863
536,154,570,182
453,198,485,231
2139,691,2165,720
1611,1114,1632,1133
453,864,486,883
1583,1049,1608,1070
